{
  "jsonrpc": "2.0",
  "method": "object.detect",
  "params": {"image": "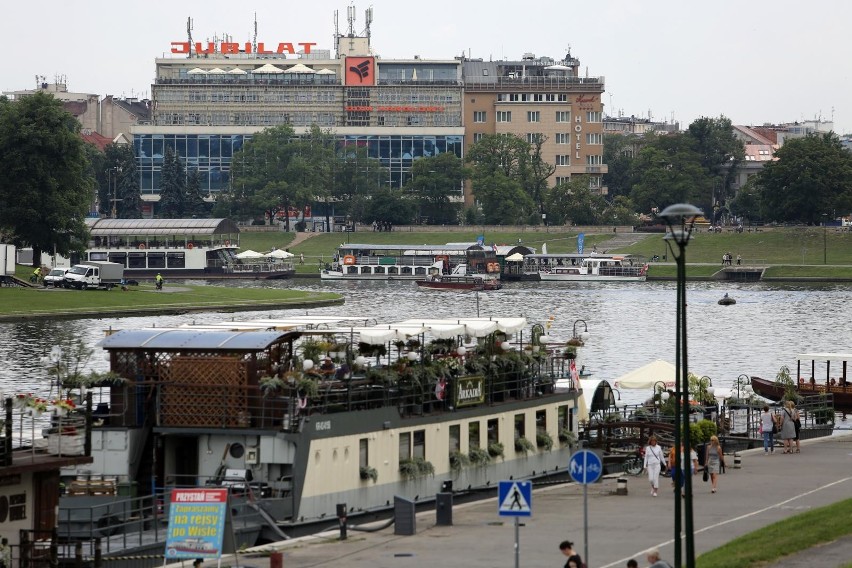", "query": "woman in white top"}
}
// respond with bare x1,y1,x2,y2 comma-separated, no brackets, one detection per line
643,435,666,497
759,405,777,454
